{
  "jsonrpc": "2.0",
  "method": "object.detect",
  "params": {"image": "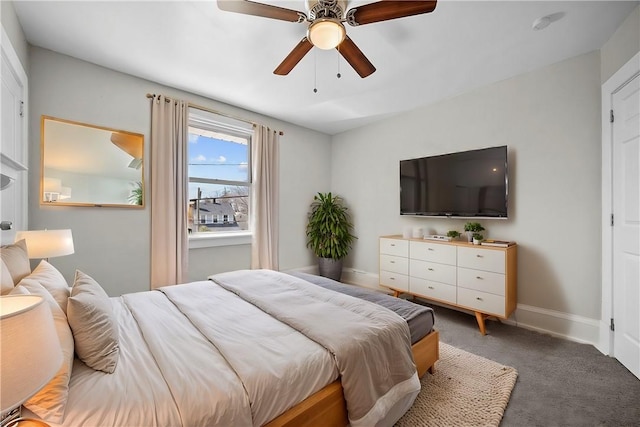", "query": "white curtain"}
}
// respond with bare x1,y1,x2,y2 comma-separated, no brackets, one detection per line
150,95,189,288
251,125,280,270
